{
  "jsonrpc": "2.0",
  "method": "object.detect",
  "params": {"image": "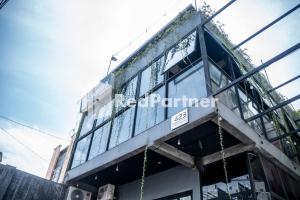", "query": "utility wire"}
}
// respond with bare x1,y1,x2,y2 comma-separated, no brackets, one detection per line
0,115,69,141
113,0,188,57
0,127,48,163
